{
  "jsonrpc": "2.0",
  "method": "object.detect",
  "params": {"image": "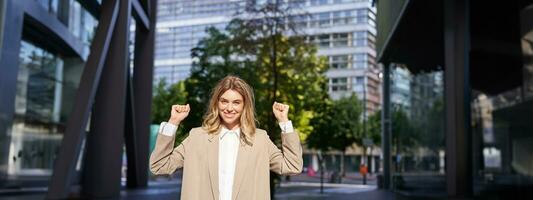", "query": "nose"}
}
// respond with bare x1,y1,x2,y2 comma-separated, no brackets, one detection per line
226,103,234,112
